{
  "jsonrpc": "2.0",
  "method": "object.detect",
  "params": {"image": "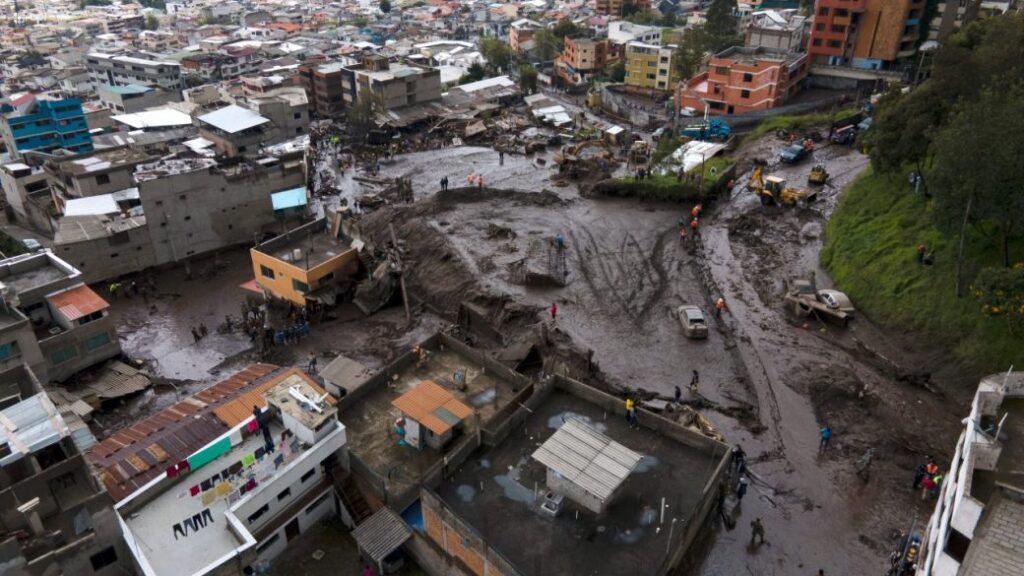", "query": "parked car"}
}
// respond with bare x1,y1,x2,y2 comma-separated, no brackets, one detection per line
817,289,855,314
674,305,709,339
779,143,809,164
21,238,43,253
